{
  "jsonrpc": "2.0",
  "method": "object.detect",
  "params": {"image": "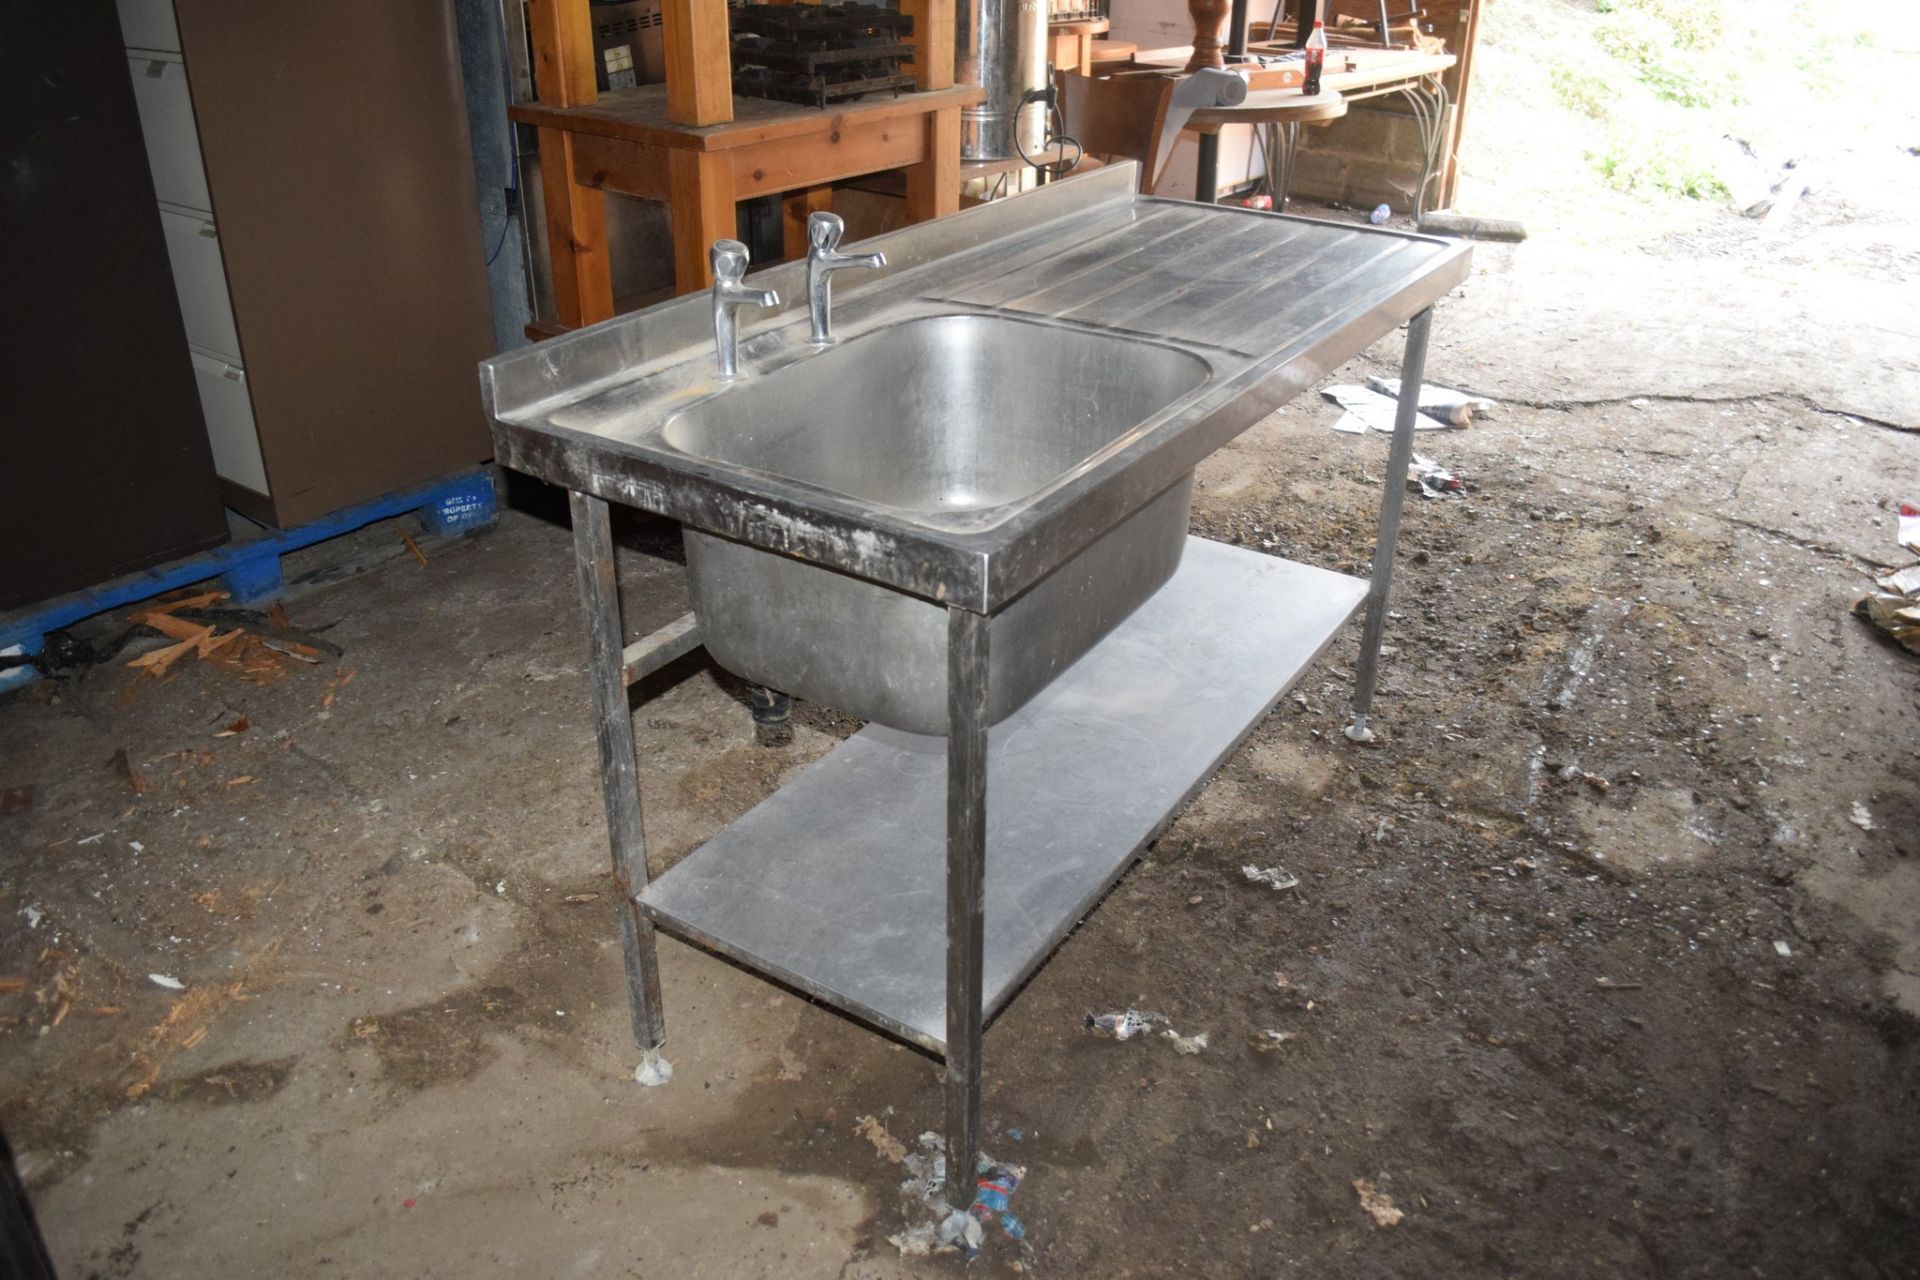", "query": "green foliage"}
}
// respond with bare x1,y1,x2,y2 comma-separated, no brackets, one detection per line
1550,64,1614,118
1628,0,1725,50
1592,140,1729,199
1635,60,1726,107
1576,0,1740,198
1594,8,1667,66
